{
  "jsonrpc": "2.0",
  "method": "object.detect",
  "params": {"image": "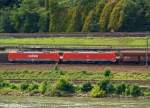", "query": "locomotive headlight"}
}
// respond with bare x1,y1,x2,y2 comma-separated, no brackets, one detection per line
60,56,63,59
116,56,120,59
